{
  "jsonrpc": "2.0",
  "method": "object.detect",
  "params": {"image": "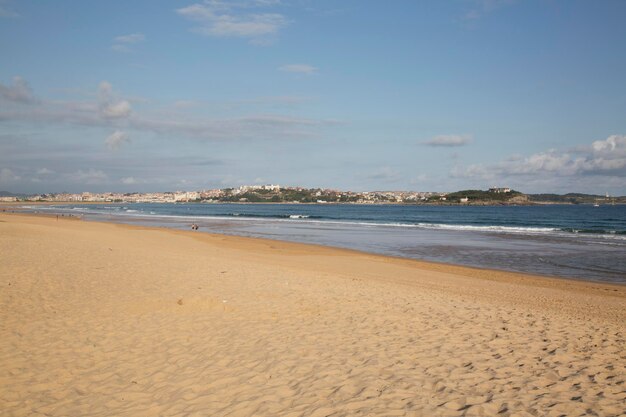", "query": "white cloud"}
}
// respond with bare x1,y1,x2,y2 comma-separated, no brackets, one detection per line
208,13,285,37
0,76,38,104
105,131,131,150
101,100,132,118
0,168,20,183
114,33,145,44
71,169,108,184
130,113,332,141
177,3,215,20
111,44,132,53
425,134,472,147
31,167,55,184
279,64,318,74
112,33,145,53
98,81,113,97
591,134,626,155
453,135,626,186
98,81,132,118
0,77,333,143
502,135,626,176
121,177,138,184
177,1,287,44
